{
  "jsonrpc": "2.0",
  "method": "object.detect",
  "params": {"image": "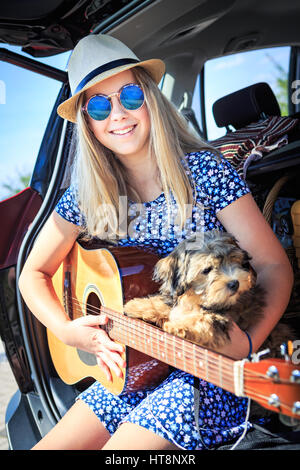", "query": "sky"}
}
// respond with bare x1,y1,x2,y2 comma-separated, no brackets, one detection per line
0,44,70,199
0,44,290,200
